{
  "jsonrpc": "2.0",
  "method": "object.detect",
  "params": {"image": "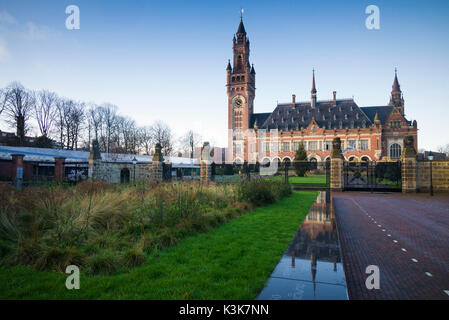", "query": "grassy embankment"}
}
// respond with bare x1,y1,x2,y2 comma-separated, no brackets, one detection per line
0,183,317,299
